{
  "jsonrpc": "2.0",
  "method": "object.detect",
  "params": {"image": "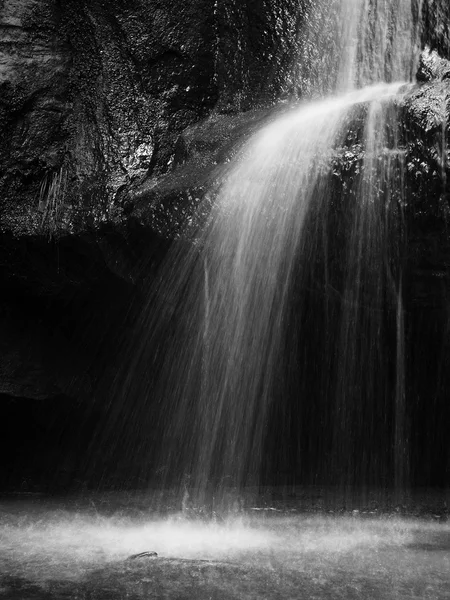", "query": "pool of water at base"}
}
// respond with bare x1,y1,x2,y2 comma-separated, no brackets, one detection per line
0,491,449,600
